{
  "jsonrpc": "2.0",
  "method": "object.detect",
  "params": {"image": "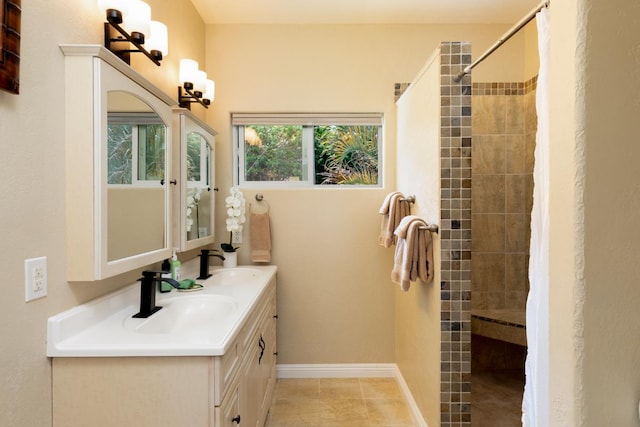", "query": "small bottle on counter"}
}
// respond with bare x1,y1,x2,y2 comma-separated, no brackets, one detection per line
170,249,181,281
